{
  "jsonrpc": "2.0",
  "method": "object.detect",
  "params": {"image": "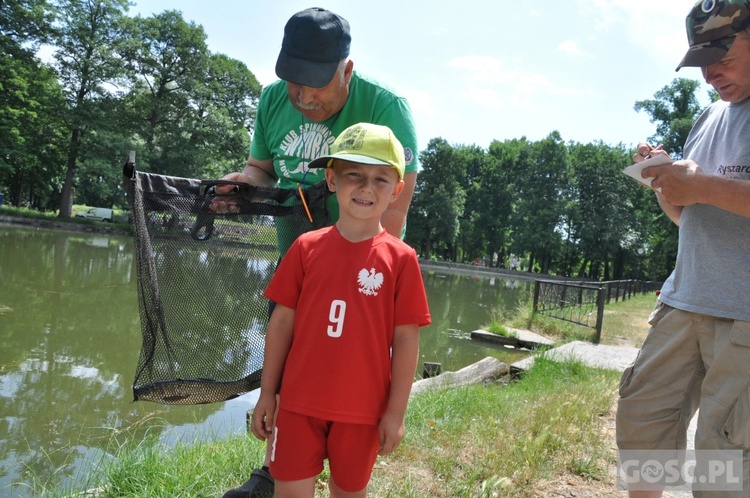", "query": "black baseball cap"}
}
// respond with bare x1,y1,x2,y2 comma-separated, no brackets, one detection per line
275,8,351,88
